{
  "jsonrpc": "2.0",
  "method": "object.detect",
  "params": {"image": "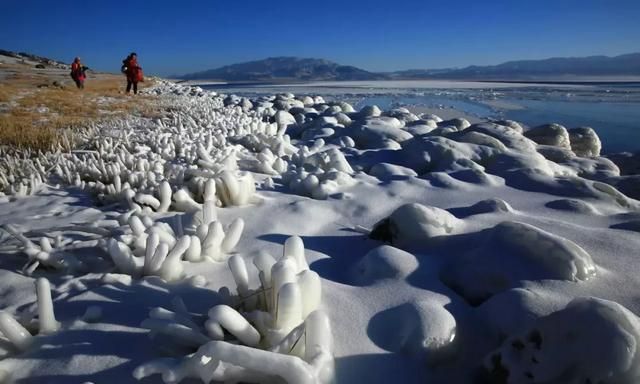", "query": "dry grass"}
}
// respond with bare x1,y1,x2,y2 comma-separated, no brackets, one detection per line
0,84,12,103
0,70,161,151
